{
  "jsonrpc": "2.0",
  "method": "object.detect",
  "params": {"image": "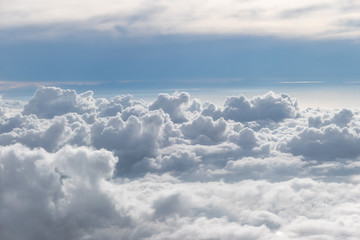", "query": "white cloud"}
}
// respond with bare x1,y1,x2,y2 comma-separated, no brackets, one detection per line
281,124,360,161
180,115,228,145
149,92,190,123
308,108,354,128
23,86,96,118
2,86,360,239
203,91,299,123
0,80,102,91
0,144,121,240
1,0,360,39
